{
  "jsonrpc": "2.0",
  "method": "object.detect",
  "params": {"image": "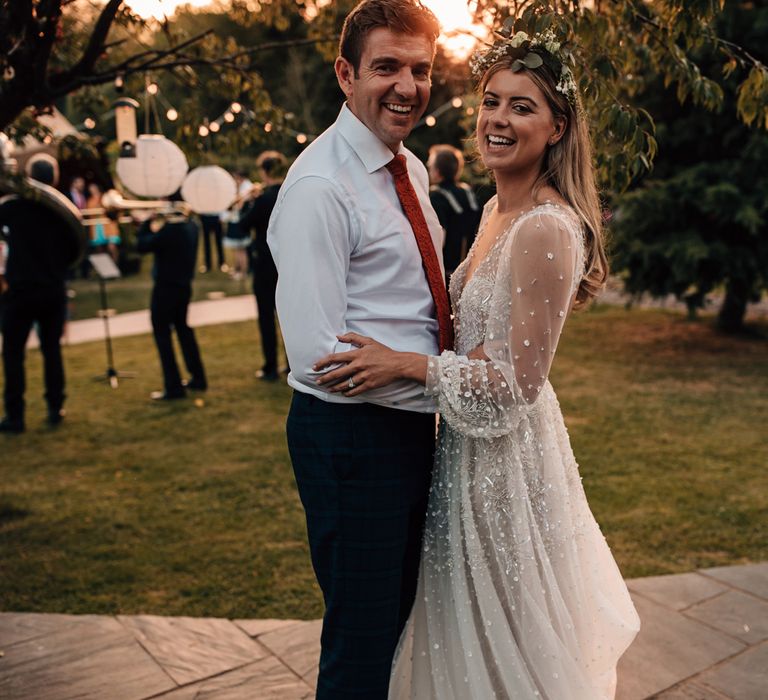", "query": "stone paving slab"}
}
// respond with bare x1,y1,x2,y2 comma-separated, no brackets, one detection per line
0,615,175,700
0,612,99,647
151,656,313,700
626,572,728,611
233,618,301,638
700,562,768,599
656,680,732,699
1,563,765,699
117,614,268,686
693,642,768,700
257,620,322,688
685,590,768,645
616,593,746,700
